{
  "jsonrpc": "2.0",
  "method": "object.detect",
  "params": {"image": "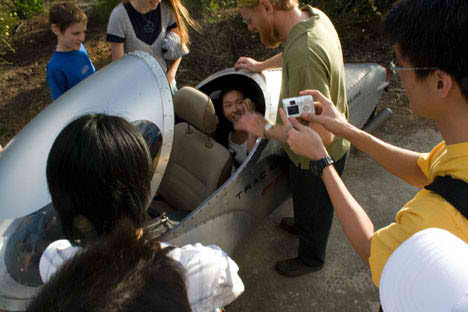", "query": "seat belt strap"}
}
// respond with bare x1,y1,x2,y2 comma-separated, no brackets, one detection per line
424,175,468,220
